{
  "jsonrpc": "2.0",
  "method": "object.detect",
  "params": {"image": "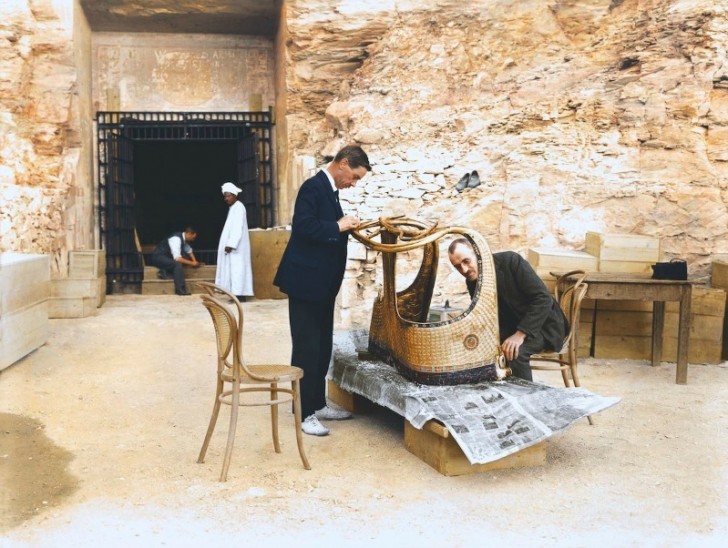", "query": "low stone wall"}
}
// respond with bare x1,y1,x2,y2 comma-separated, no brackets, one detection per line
0,253,49,371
